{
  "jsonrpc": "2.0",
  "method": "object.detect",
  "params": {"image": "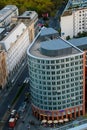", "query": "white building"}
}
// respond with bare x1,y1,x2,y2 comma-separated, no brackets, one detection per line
0,5,18,27
61,0,87,39
0,22,29,78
